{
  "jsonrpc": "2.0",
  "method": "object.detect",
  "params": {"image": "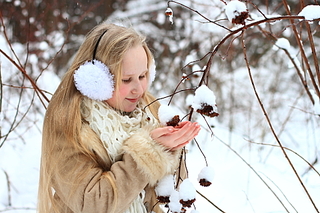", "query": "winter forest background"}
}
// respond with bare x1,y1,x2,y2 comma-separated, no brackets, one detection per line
1,0,320,212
